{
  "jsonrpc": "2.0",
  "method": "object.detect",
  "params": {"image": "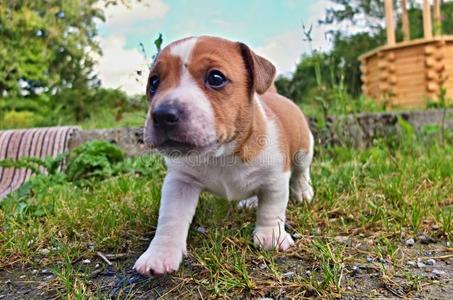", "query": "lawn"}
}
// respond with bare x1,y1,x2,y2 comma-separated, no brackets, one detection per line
0,134,452,298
